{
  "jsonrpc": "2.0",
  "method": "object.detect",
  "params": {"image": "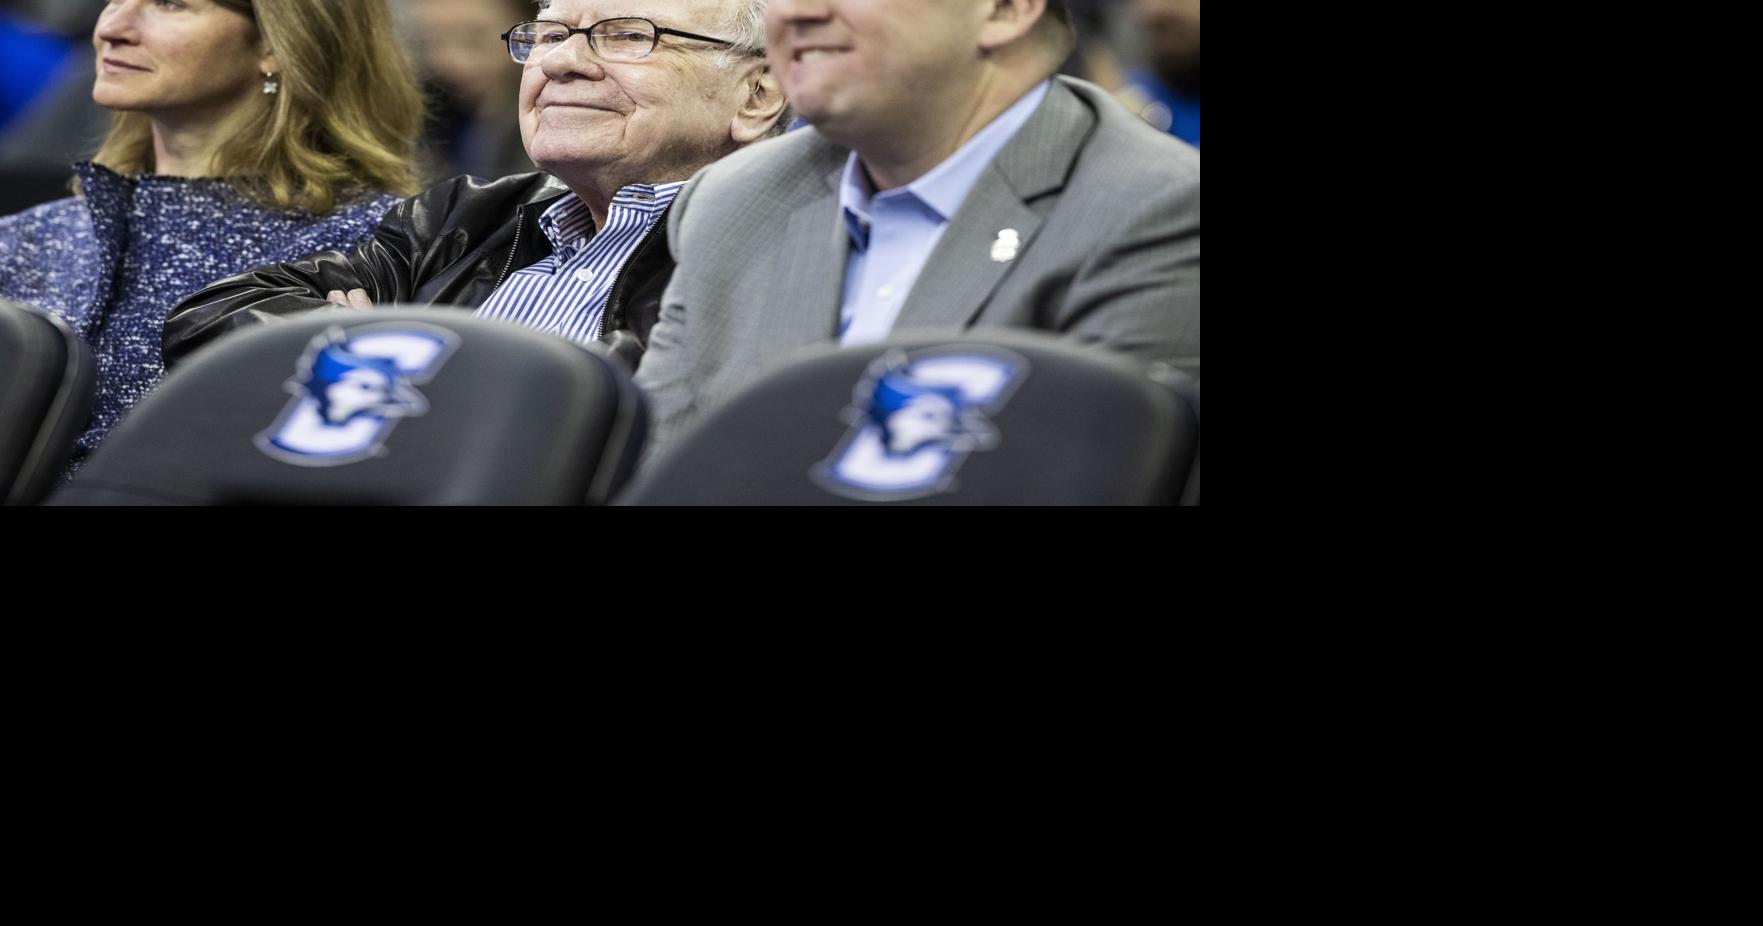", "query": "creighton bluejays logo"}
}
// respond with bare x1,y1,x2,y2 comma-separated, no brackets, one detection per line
256,323,460,467
812,346,1029,501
